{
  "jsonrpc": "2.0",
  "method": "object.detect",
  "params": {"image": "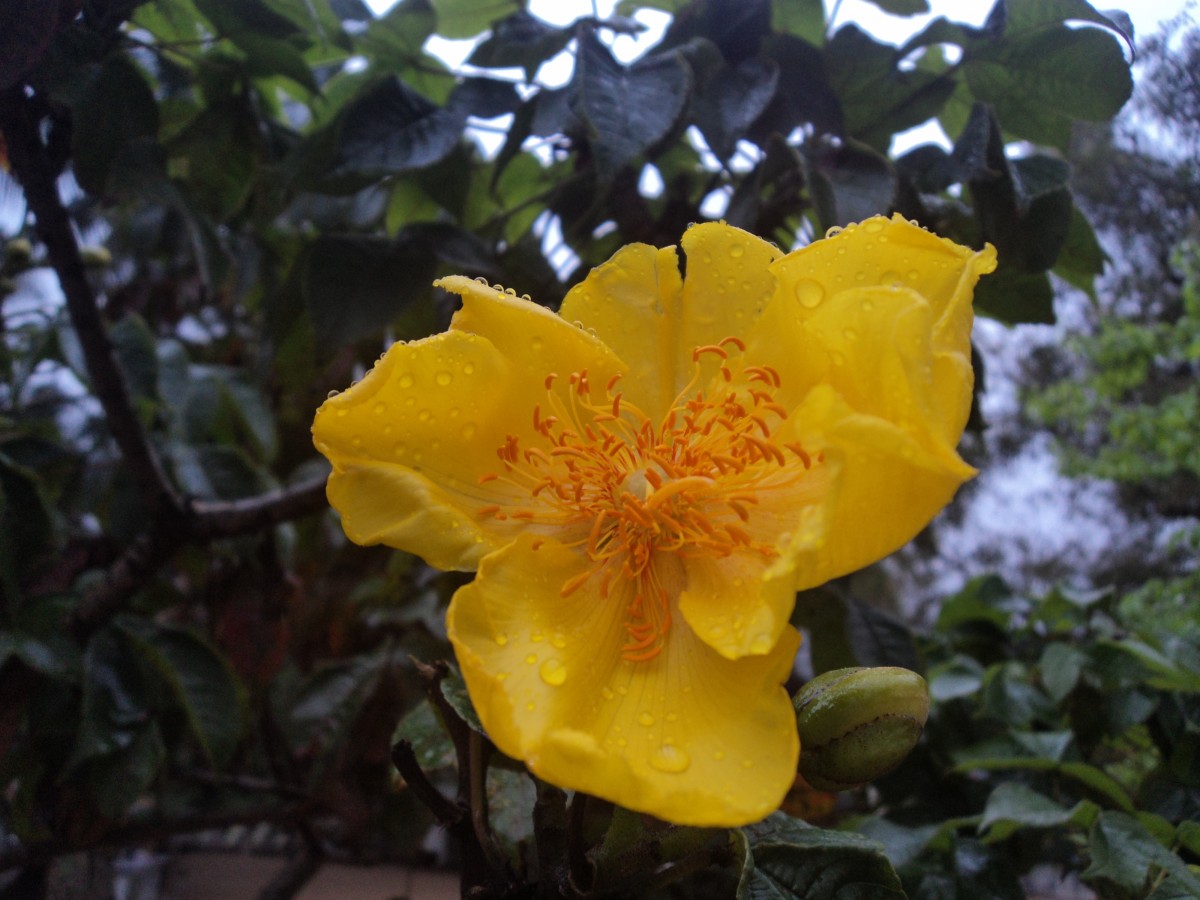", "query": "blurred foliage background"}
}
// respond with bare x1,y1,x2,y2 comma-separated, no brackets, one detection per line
0,0,1196,897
